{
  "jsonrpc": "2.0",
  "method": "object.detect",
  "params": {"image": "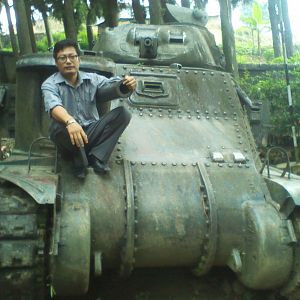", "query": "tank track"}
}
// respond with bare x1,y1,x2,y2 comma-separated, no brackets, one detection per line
0,180,48,300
